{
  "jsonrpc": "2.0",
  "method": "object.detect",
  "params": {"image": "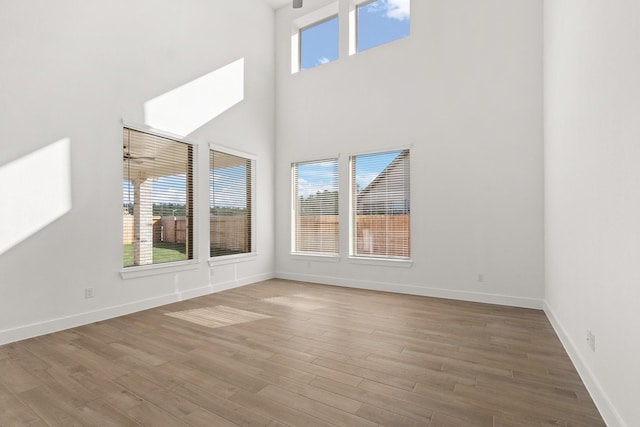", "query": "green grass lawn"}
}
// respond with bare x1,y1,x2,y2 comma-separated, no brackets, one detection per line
123,242,187,267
